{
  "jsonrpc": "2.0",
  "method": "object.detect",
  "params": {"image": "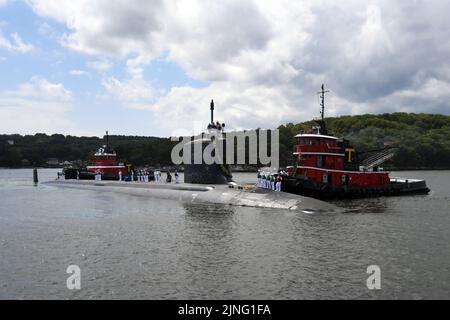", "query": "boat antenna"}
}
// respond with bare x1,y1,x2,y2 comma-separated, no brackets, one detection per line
319,84,330,122
317,84,330,134
210,99,214,124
